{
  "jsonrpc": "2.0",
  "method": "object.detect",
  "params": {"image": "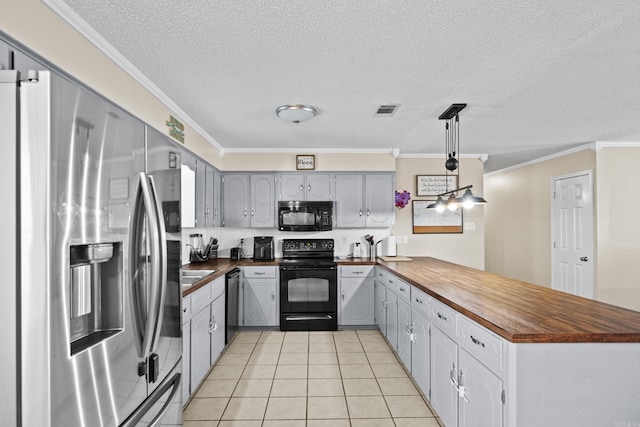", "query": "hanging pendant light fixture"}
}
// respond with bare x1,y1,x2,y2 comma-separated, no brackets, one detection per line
427,103,487,210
